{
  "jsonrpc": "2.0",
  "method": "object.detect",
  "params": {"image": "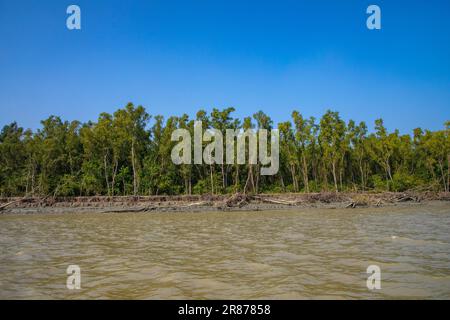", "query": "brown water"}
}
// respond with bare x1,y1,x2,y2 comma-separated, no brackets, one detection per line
1,203,450,299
